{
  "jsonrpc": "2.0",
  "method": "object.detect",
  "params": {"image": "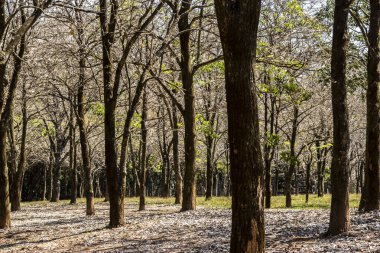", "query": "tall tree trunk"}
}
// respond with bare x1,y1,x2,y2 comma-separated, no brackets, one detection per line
362,0,380,212
139,89,148,211
215,0,265,252
328,0,352,235
99,0,125,227
178,0,196,211
77,41,95,215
